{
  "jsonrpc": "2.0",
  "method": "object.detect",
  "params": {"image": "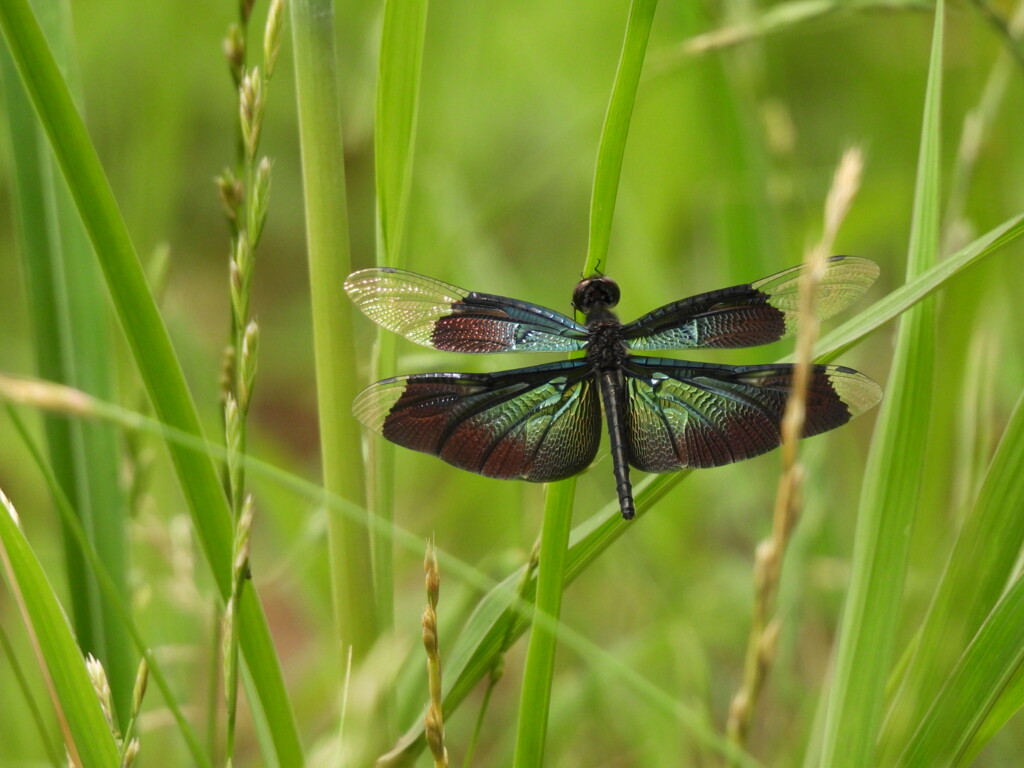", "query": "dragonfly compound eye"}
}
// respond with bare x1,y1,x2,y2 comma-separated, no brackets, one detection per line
573,276,621,314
